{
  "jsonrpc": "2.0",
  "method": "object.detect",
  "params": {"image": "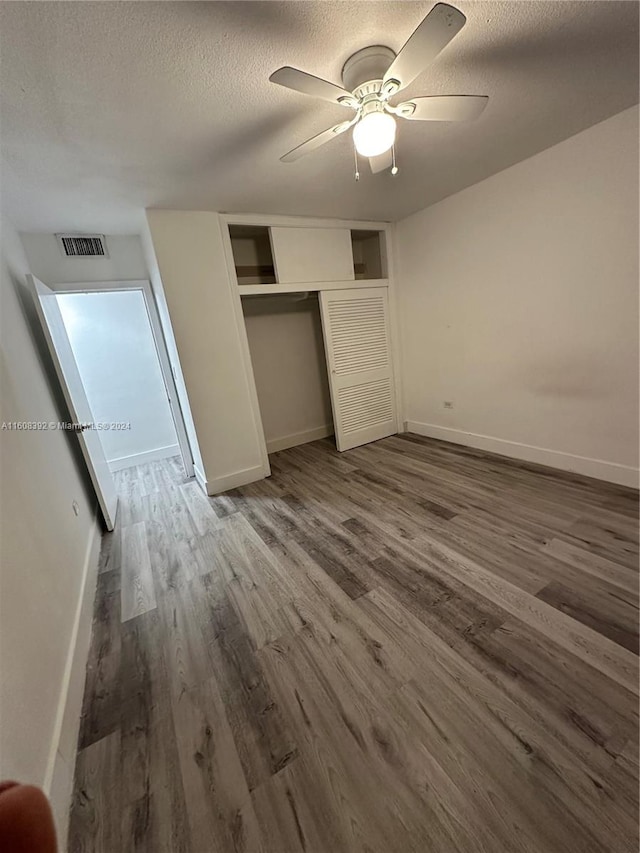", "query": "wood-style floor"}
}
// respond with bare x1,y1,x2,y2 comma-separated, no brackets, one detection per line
69,434,639,853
